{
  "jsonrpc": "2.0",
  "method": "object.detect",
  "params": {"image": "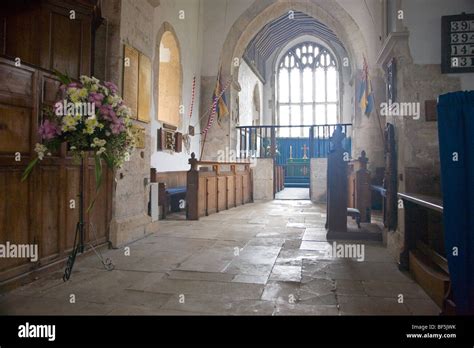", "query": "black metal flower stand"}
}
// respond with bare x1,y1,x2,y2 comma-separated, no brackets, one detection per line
63,155,114,281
